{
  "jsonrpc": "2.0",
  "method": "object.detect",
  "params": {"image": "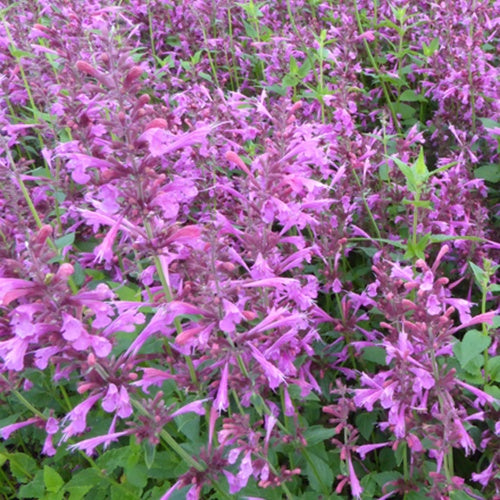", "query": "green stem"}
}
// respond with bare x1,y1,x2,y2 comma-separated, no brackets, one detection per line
143,220,198,386
351,168,382,239
352,0,400,132
131,398,205,471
